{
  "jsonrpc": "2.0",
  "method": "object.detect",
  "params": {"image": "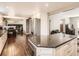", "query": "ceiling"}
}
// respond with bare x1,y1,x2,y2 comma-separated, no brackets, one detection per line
0,2,79,17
